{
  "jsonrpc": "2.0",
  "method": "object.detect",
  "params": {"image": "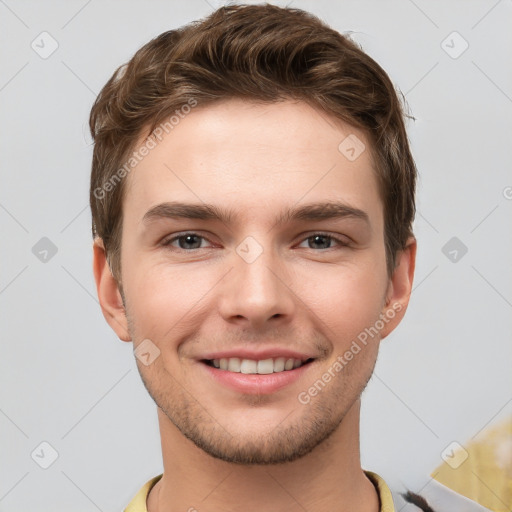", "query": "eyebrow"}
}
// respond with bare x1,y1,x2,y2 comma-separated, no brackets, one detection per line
142,201,370,227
